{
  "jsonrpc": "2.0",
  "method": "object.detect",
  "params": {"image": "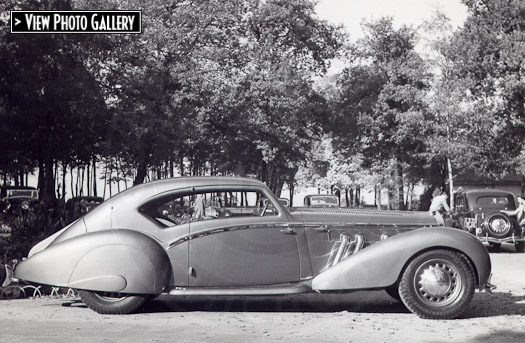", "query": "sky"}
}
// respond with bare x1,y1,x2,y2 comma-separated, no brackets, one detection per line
314,0,469,40
313,0,469,74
